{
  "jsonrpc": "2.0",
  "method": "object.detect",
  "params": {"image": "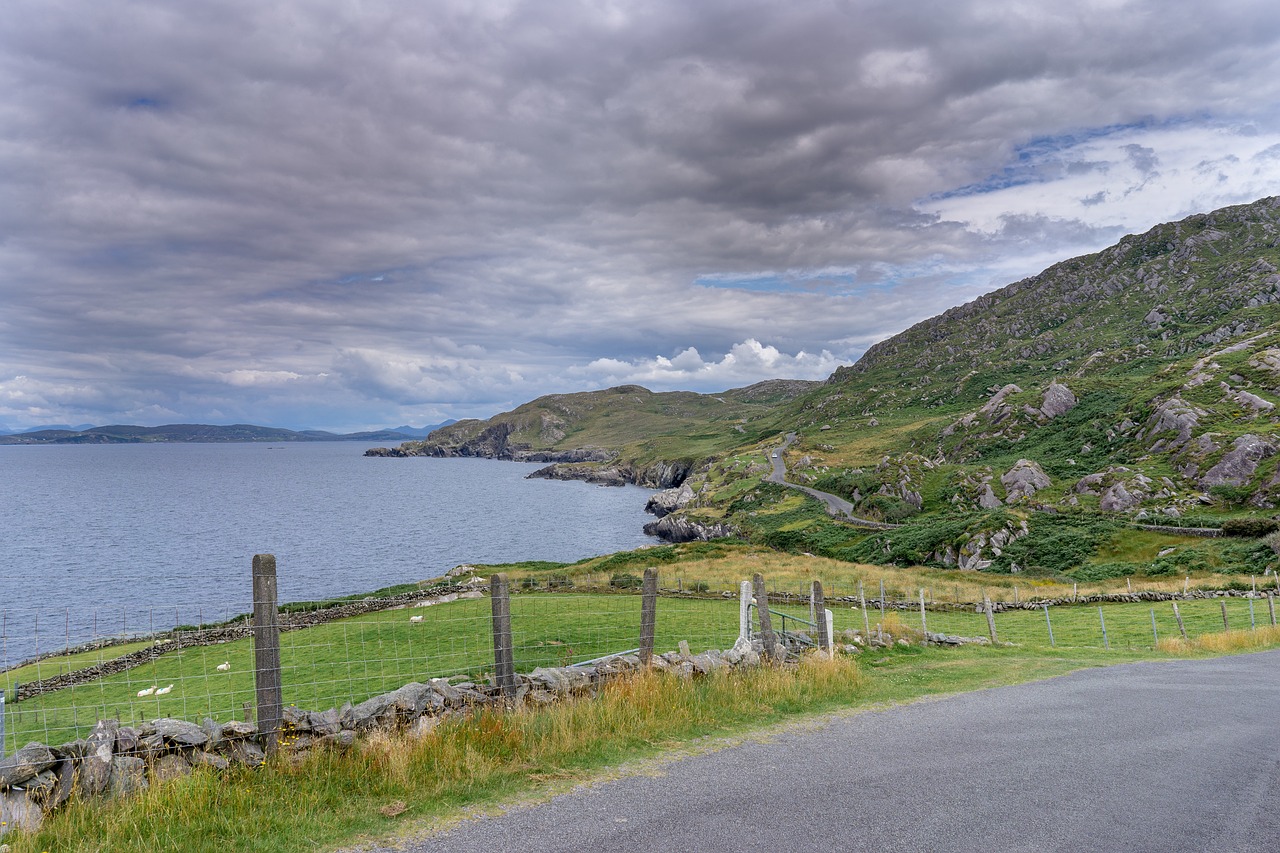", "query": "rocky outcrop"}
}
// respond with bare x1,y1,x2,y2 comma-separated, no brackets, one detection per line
1140,396,1207,452
950,518,1030,571
1039,382,1078,419
645,483,696,517
1200,434,1277,488
642,514,736,543
1073,466,1171,512
1001,459,1051,502
527,457,693,489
